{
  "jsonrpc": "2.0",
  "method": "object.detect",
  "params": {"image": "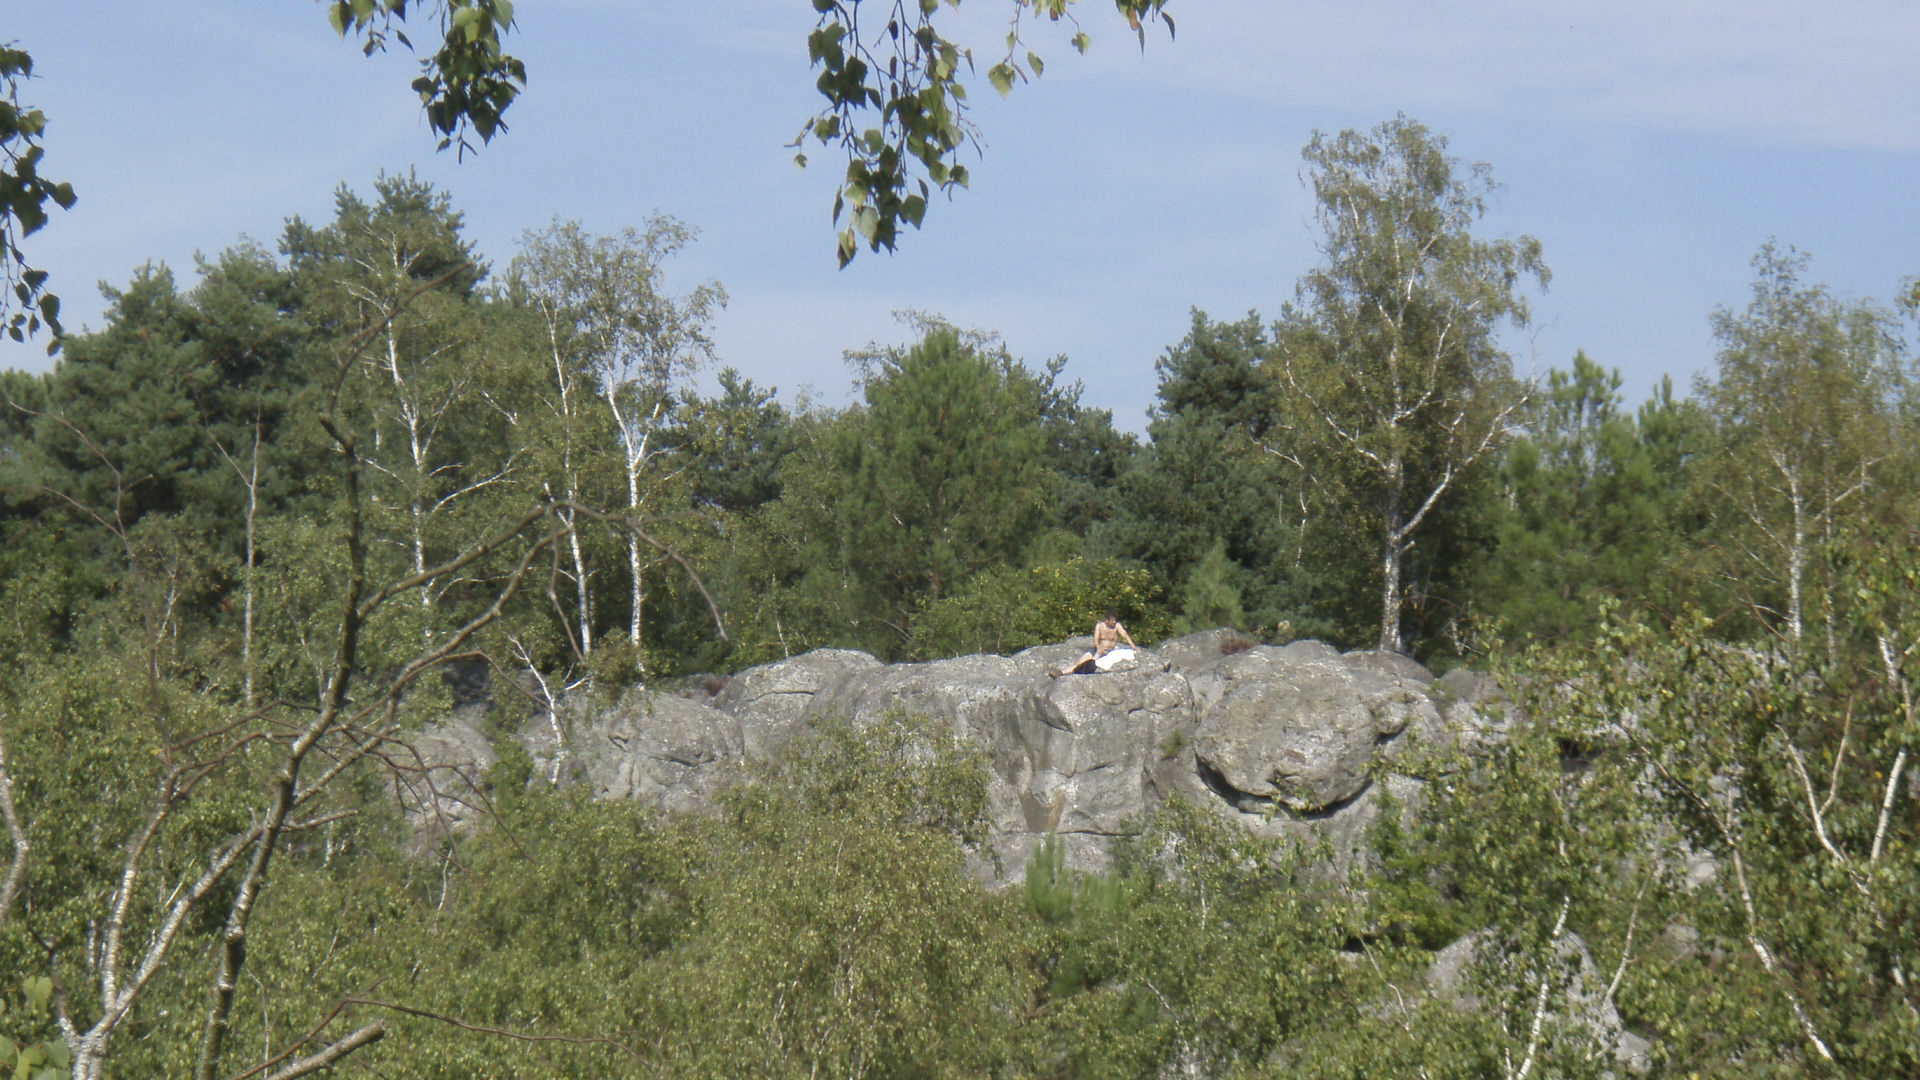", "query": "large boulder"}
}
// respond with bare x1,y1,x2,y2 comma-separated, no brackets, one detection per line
521,691,744,816
715,647,882,759
1416,667,1519,758
1191,643,1437,813
401,705,498,838
1148,627,1254,674
802,653,1194,874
